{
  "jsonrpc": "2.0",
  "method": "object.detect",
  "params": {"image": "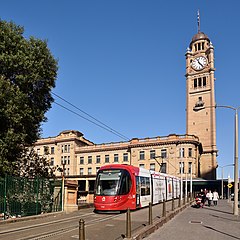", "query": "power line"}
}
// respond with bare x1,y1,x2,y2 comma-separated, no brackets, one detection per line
52,93,130,141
